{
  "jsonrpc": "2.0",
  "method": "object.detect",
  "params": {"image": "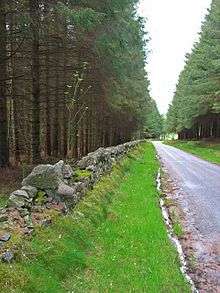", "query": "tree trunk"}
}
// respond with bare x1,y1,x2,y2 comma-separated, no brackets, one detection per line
0,0,9,167
29,0,41,163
